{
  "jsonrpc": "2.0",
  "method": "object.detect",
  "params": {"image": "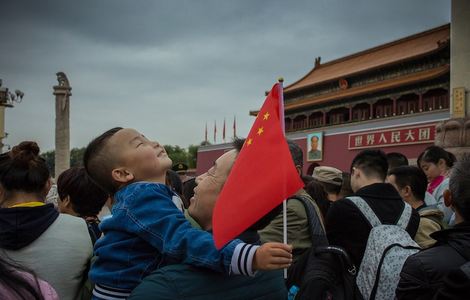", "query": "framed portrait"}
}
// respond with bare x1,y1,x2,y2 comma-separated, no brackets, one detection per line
307,132,323,161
